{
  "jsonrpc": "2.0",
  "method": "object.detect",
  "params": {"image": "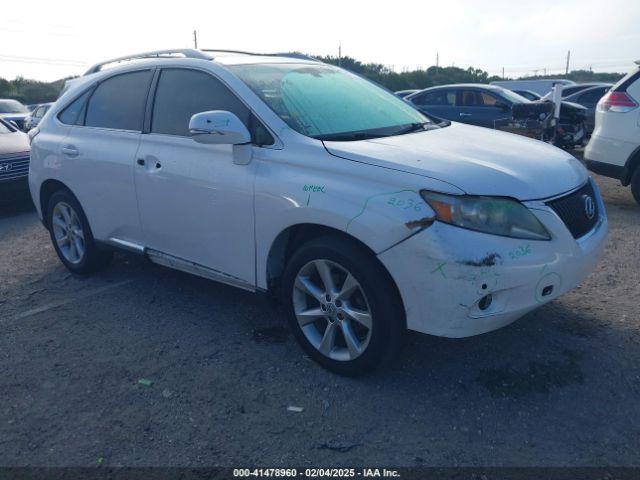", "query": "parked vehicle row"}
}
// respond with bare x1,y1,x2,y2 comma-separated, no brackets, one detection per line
0,99,53,132
402,83,587,148
28,48,607,375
